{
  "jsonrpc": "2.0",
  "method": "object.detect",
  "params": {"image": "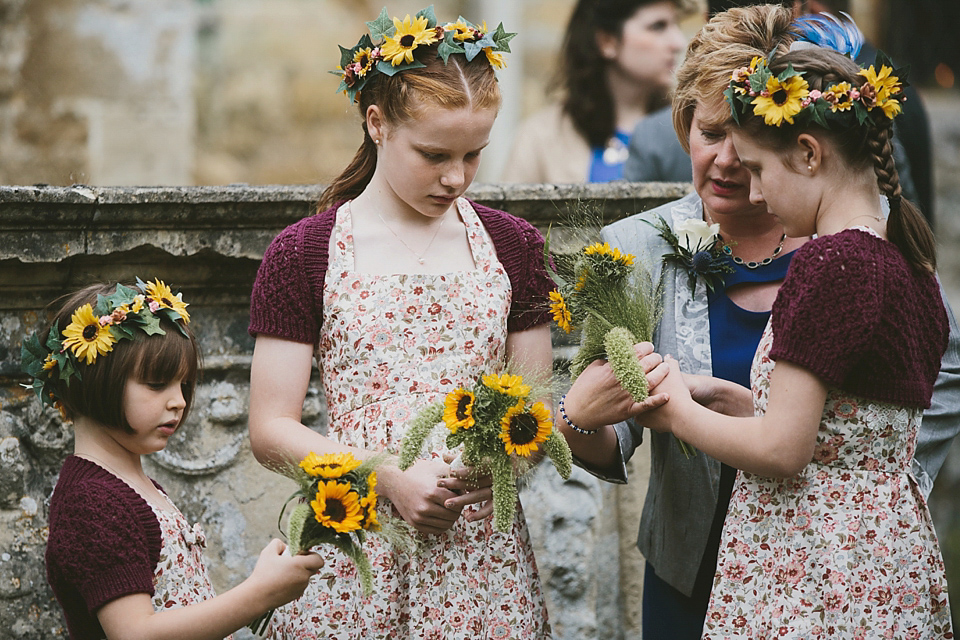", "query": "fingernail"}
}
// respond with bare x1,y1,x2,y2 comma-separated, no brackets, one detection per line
437,481,446,488
445,501,454,508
